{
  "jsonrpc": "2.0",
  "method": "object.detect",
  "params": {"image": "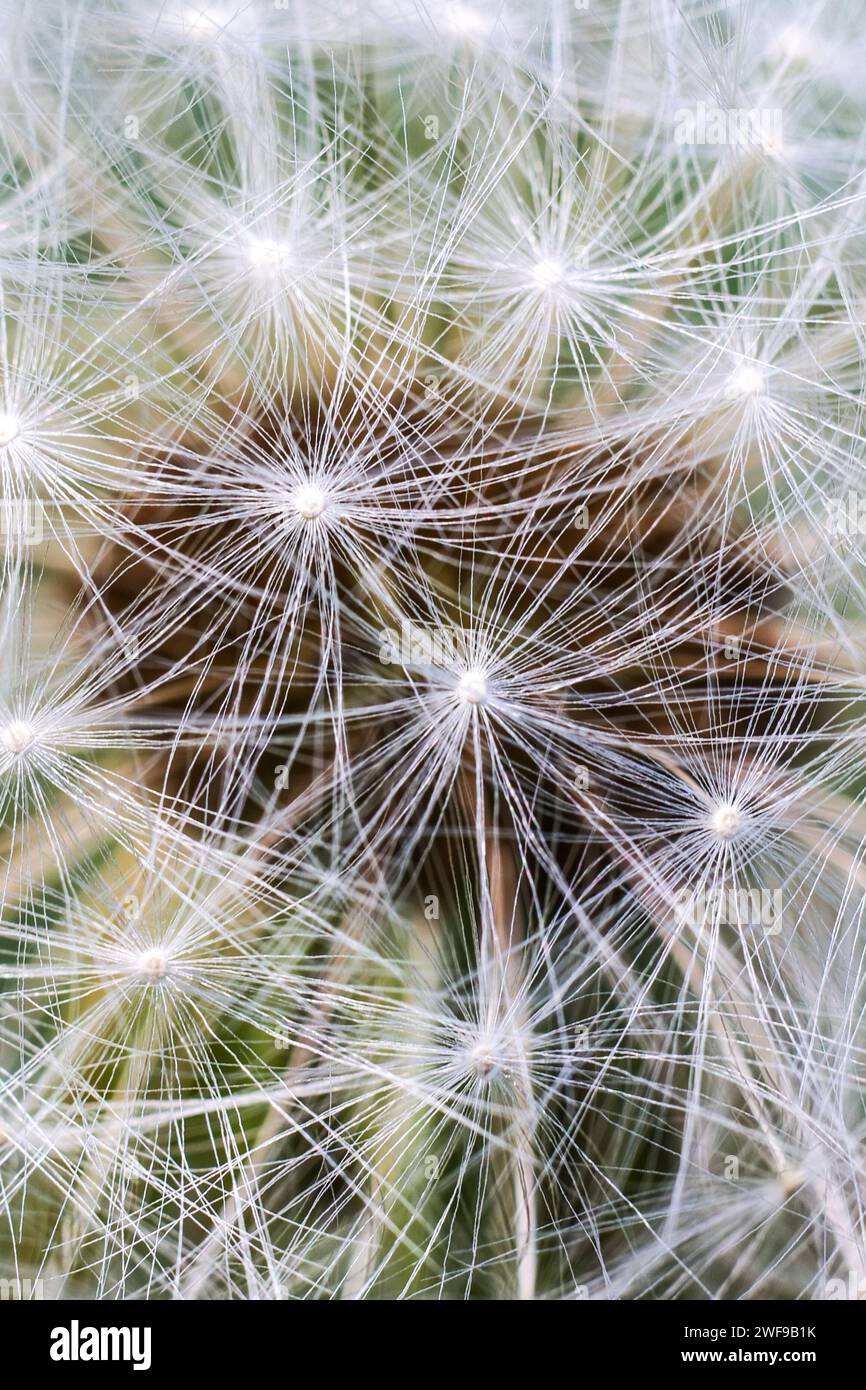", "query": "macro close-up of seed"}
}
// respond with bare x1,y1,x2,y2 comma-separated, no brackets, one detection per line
1,0,866,1328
